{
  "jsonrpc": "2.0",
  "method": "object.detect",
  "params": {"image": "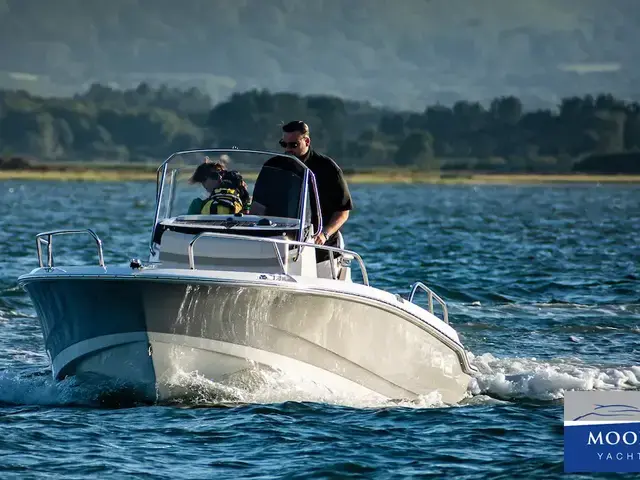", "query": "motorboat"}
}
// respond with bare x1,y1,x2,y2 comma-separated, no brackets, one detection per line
17,148,477,404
